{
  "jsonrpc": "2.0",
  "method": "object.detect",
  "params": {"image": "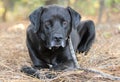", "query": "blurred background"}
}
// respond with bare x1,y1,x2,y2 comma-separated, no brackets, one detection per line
0,0,120,81
0,0,120,24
